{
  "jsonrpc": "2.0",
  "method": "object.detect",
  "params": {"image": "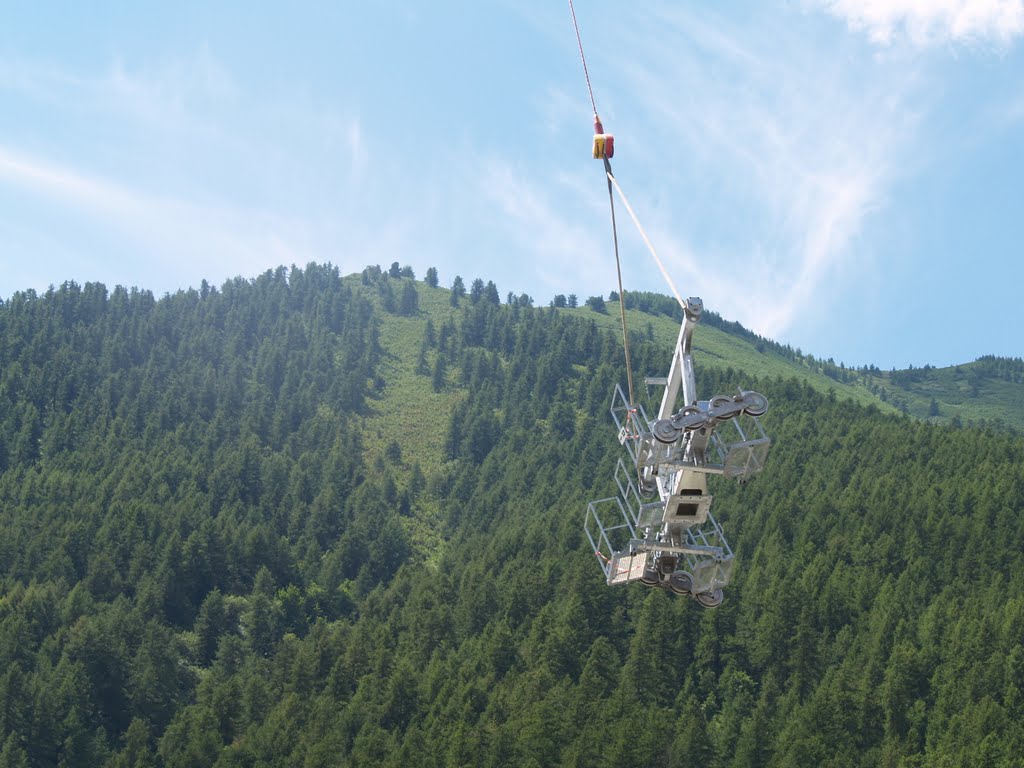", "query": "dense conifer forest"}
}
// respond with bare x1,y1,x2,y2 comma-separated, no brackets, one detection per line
2,263,1023,766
